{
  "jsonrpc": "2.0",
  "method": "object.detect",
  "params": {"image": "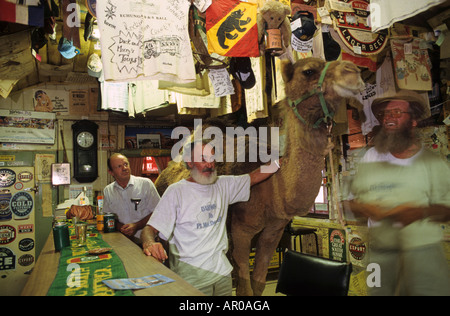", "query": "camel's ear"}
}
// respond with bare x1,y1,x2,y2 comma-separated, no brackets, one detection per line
281,60,294,83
